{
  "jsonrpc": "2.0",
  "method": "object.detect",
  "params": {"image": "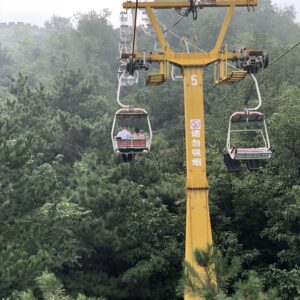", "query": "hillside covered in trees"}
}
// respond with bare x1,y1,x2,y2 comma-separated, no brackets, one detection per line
0,1,299,299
